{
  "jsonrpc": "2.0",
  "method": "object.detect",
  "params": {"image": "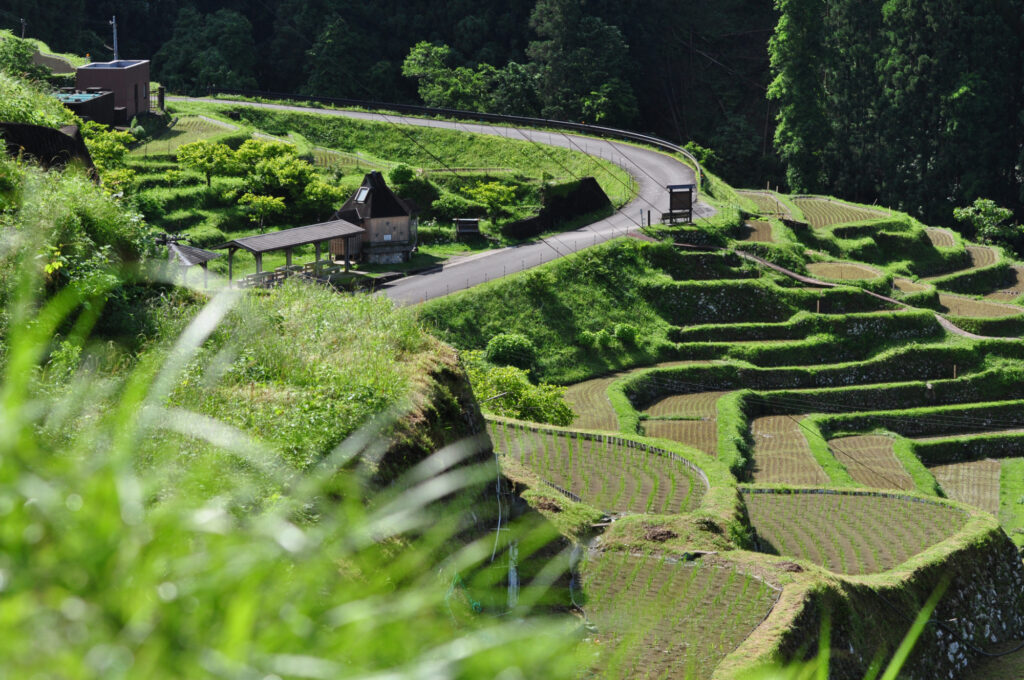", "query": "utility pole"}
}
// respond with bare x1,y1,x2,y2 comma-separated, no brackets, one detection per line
109,16,119,60
20,18,26,38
